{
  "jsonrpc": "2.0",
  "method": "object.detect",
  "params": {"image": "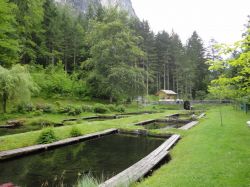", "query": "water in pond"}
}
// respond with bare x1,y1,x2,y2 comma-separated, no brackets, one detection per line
0,124,42,136
0,134,164,187
0,122,63,137
145,121,189,130
85,116,129,122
